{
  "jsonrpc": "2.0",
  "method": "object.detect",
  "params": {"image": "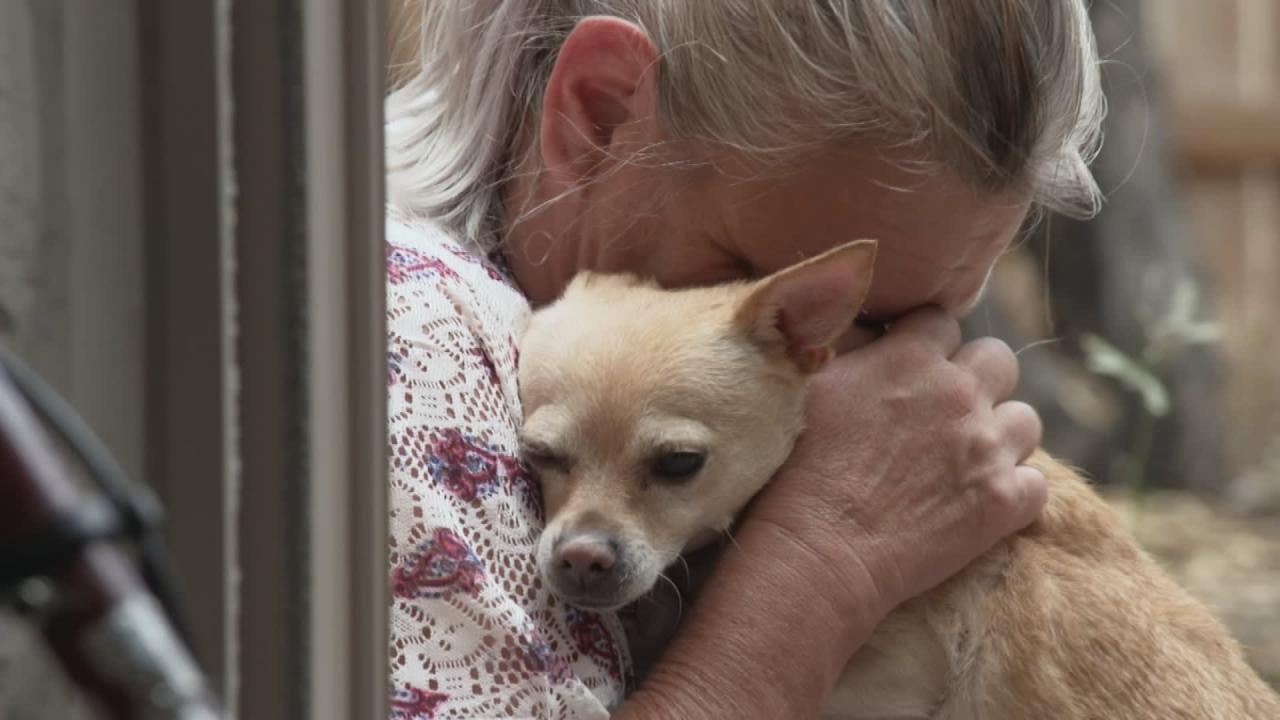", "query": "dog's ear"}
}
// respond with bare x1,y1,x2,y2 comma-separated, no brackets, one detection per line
734,239,877,373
